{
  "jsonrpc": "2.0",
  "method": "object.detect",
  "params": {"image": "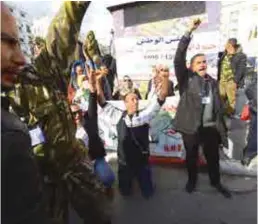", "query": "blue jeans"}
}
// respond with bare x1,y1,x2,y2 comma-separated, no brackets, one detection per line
118,164,154,198
245,111,257,159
